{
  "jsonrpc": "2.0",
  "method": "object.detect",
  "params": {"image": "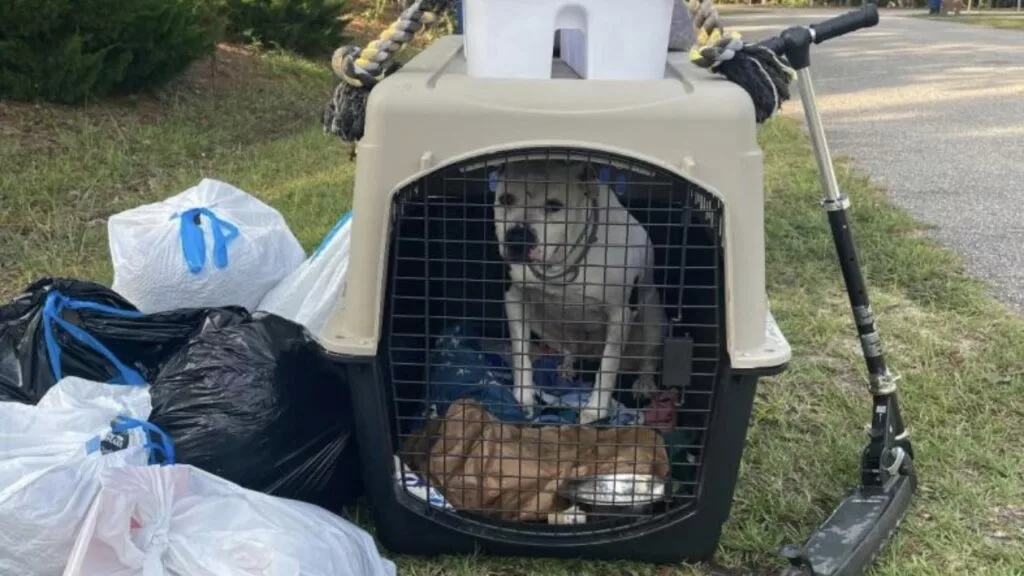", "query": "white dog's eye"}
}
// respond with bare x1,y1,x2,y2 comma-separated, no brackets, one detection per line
498,193,516,206
544,199,564,213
